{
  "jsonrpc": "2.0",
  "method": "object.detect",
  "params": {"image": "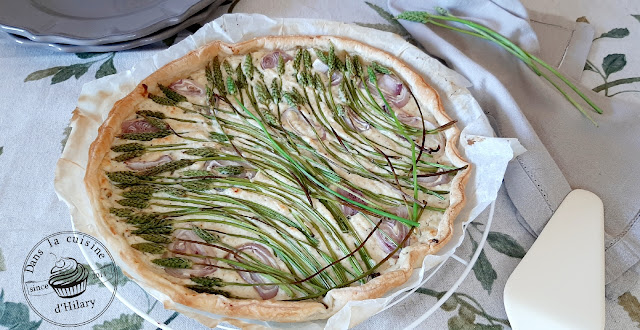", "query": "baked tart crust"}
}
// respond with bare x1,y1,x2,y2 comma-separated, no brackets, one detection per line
85,35,470,323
